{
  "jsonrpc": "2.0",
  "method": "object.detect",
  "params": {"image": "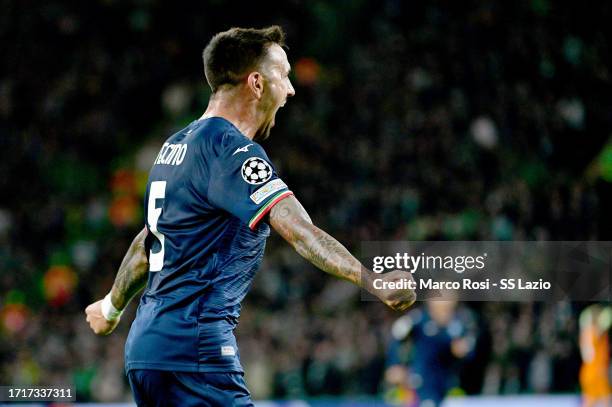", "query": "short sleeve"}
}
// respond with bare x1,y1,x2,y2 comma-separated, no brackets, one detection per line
208,138,293,229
